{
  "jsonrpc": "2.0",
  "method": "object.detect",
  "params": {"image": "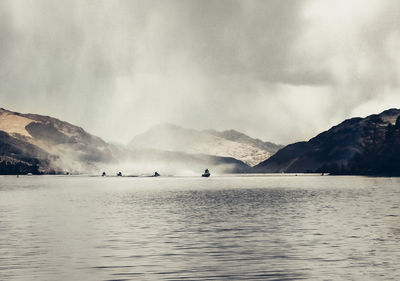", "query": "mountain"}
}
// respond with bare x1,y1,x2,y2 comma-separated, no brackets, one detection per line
129,123,282,166
6,107,399,176
205,129,282,153
0,108,249,175
0,108,116,174
254,108,400,175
